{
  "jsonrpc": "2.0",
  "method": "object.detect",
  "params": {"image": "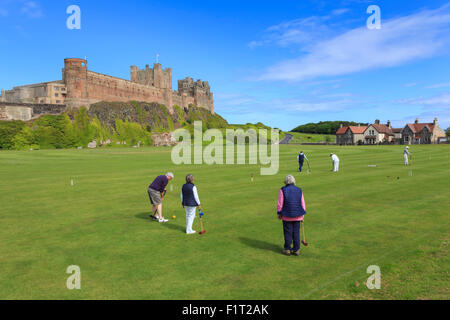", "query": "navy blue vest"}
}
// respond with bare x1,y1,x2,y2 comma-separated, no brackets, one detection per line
298,153,305,163
280,184,306,218
182,183,199,206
